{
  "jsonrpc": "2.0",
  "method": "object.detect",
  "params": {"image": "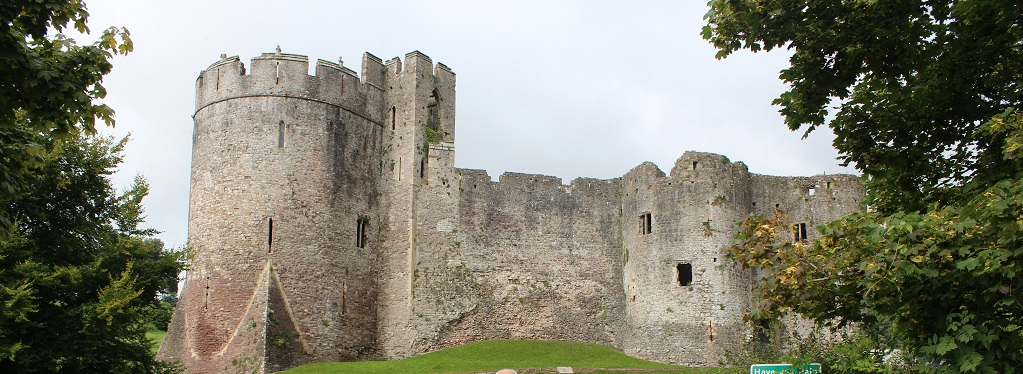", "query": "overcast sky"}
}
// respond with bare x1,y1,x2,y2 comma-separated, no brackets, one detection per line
80,0,857,249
